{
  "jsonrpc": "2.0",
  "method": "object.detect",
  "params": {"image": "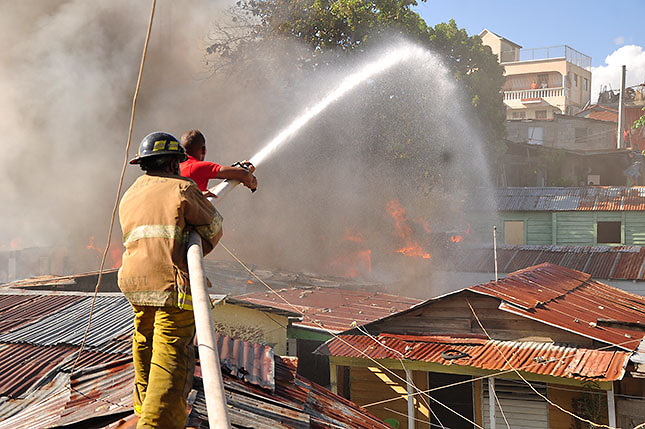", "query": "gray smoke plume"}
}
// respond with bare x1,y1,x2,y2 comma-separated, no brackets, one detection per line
1,1,495,297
